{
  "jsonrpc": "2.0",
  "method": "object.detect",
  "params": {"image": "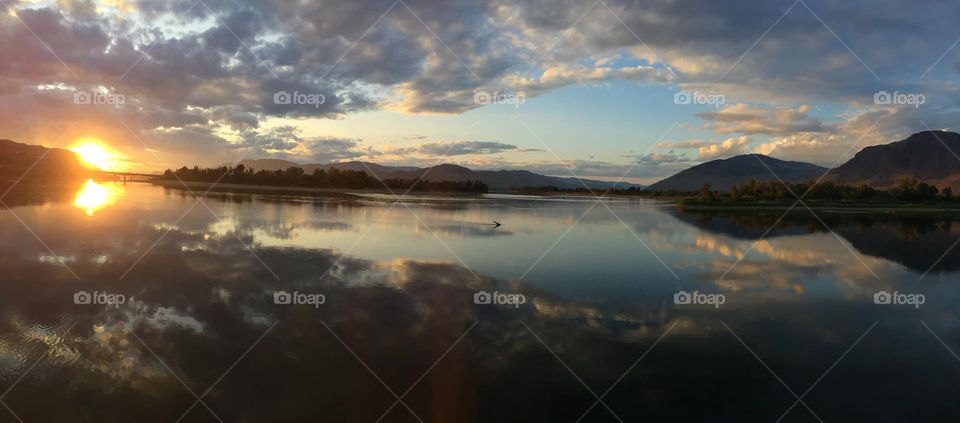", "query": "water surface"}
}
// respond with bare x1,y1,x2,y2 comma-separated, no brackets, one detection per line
0,180,958,422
